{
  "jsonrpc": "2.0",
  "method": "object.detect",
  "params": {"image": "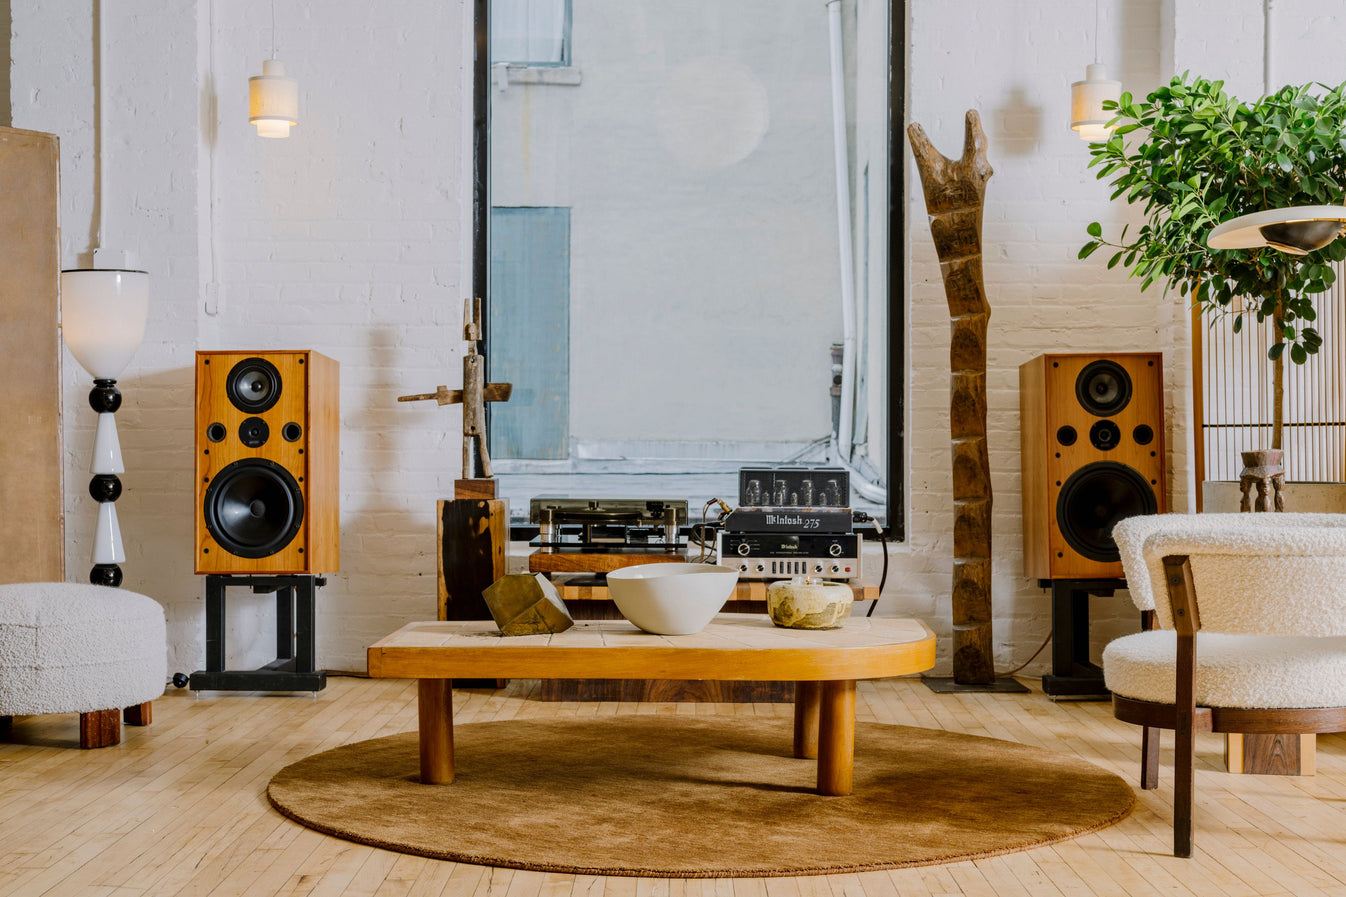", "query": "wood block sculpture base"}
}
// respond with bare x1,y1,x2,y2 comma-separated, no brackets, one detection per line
438,498,508,622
